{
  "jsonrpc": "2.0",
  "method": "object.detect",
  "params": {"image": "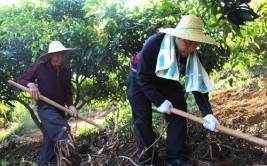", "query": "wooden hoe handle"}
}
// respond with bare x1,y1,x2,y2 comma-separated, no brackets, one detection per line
8,80,109,132
170,108,267,147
